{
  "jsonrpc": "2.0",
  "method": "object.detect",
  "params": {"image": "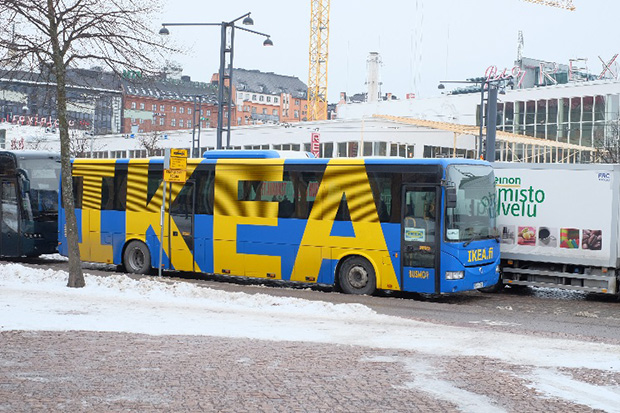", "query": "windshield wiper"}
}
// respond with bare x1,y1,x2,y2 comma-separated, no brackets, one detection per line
463,232,481,247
